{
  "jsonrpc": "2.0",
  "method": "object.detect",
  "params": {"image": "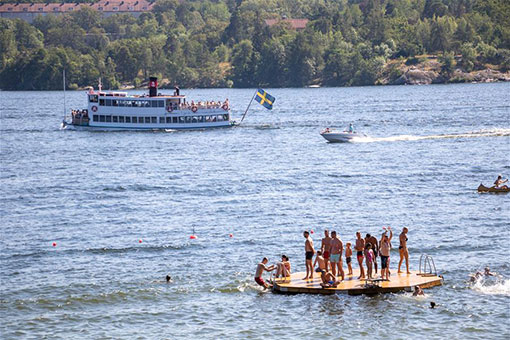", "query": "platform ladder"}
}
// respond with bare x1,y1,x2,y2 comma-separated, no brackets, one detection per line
418,254,438,277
